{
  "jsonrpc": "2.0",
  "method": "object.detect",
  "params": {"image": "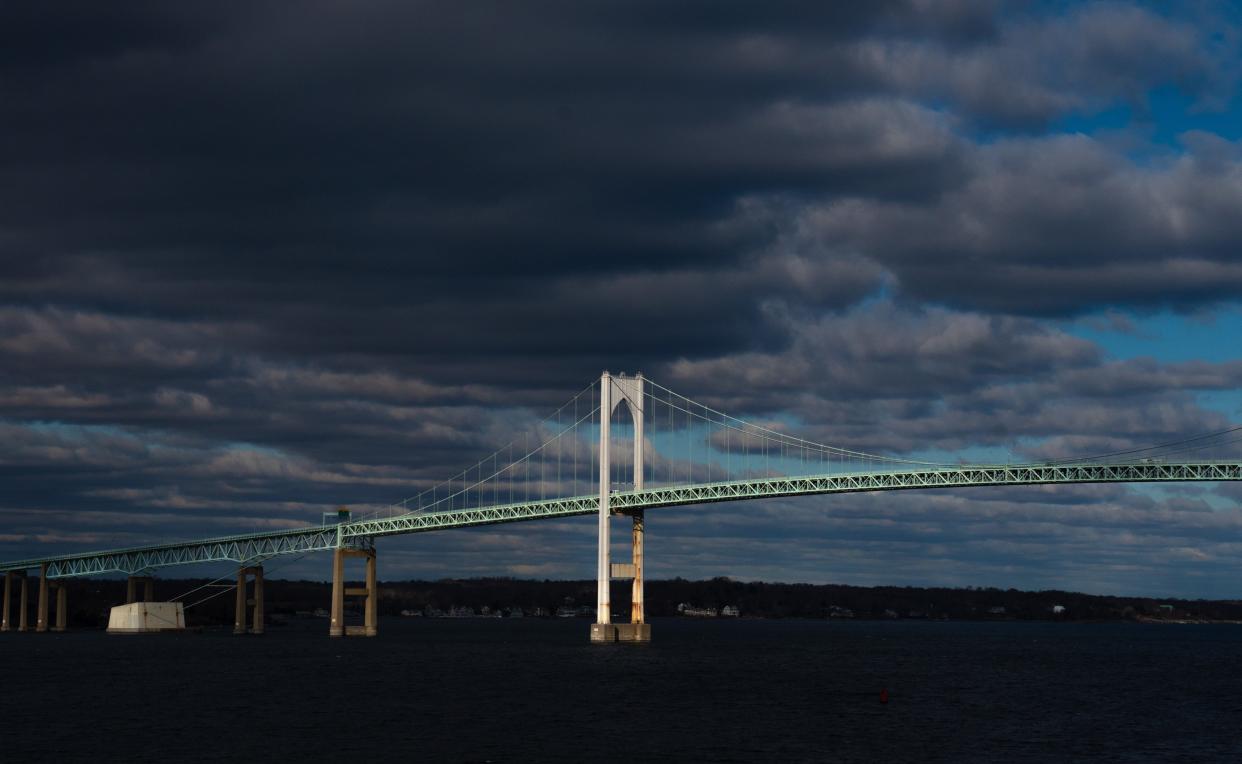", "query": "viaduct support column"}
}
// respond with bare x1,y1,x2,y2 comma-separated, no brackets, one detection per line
53,583,67,632
330,548,345,637
628,387,647,635
36,563,49,633
18,575,29,631
631,510,645,626
234,569,247,635
330,546,377,637
233,566,264,635
126,576,154,604
252,567,264,635
364,550,377,637
1,572,12,632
